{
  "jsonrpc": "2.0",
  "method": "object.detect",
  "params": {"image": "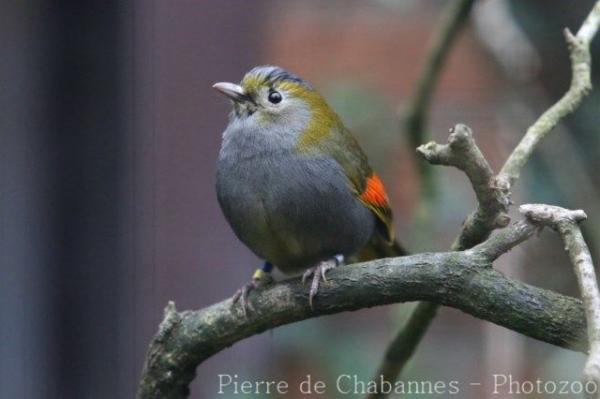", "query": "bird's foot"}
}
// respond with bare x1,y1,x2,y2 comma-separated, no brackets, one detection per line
232,263,274,317
302,255,344,308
